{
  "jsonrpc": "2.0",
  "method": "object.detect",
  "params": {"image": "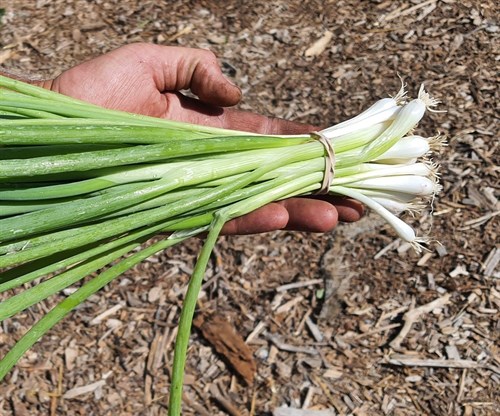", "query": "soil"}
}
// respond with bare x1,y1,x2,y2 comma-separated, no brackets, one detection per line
0,1,498,415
